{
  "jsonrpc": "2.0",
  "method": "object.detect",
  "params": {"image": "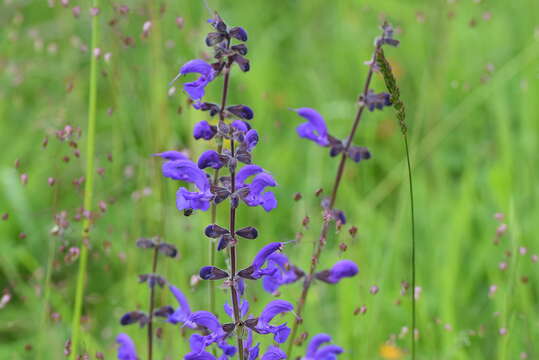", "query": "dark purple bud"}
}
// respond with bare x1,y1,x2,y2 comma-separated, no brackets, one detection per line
139,274,167,288
347,146,371,162
244,318,258,330
198,102,220,116
198,150,224,169
333,209,346,225
217,234,234,251
361,90,392,111
232,55,250,72
154,306,174,318
236,150,252,164
218,120,231,136
237,265,257,280
222,323,236,333
231,44,248,55
209,13,227,32
236,226,258,239
136,238,155,249
229,26,248,41
227,105,254,120
158,243,178,258
205,32,225,46
193,121,217,140
204,224,229,238
213,186,231,204
200,266,229,280
120,311,149,327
